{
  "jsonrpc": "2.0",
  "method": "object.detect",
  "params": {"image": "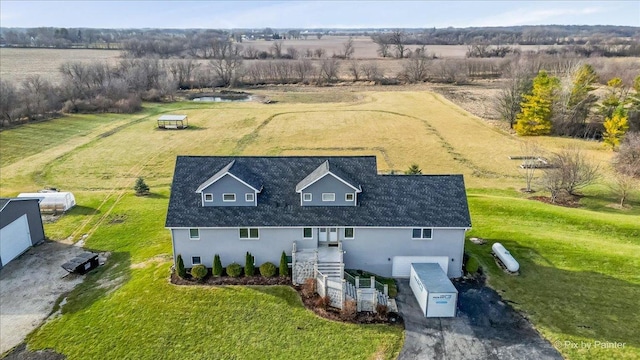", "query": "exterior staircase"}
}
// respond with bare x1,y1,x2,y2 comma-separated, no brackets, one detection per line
316,261,342,280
